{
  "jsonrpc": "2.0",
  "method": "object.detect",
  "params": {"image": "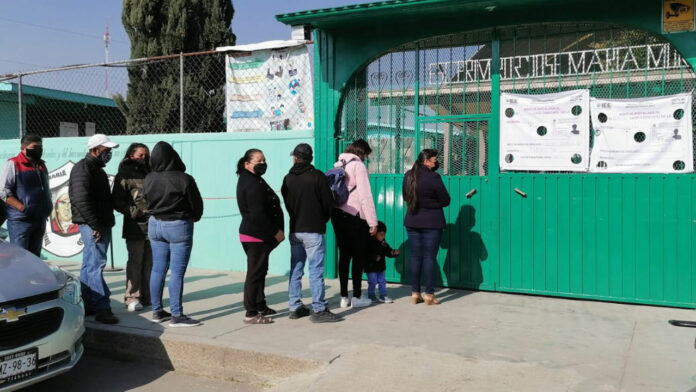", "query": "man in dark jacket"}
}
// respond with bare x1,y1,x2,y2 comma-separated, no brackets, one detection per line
0,135,52,256
69,133,119,324
281,143,342,323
